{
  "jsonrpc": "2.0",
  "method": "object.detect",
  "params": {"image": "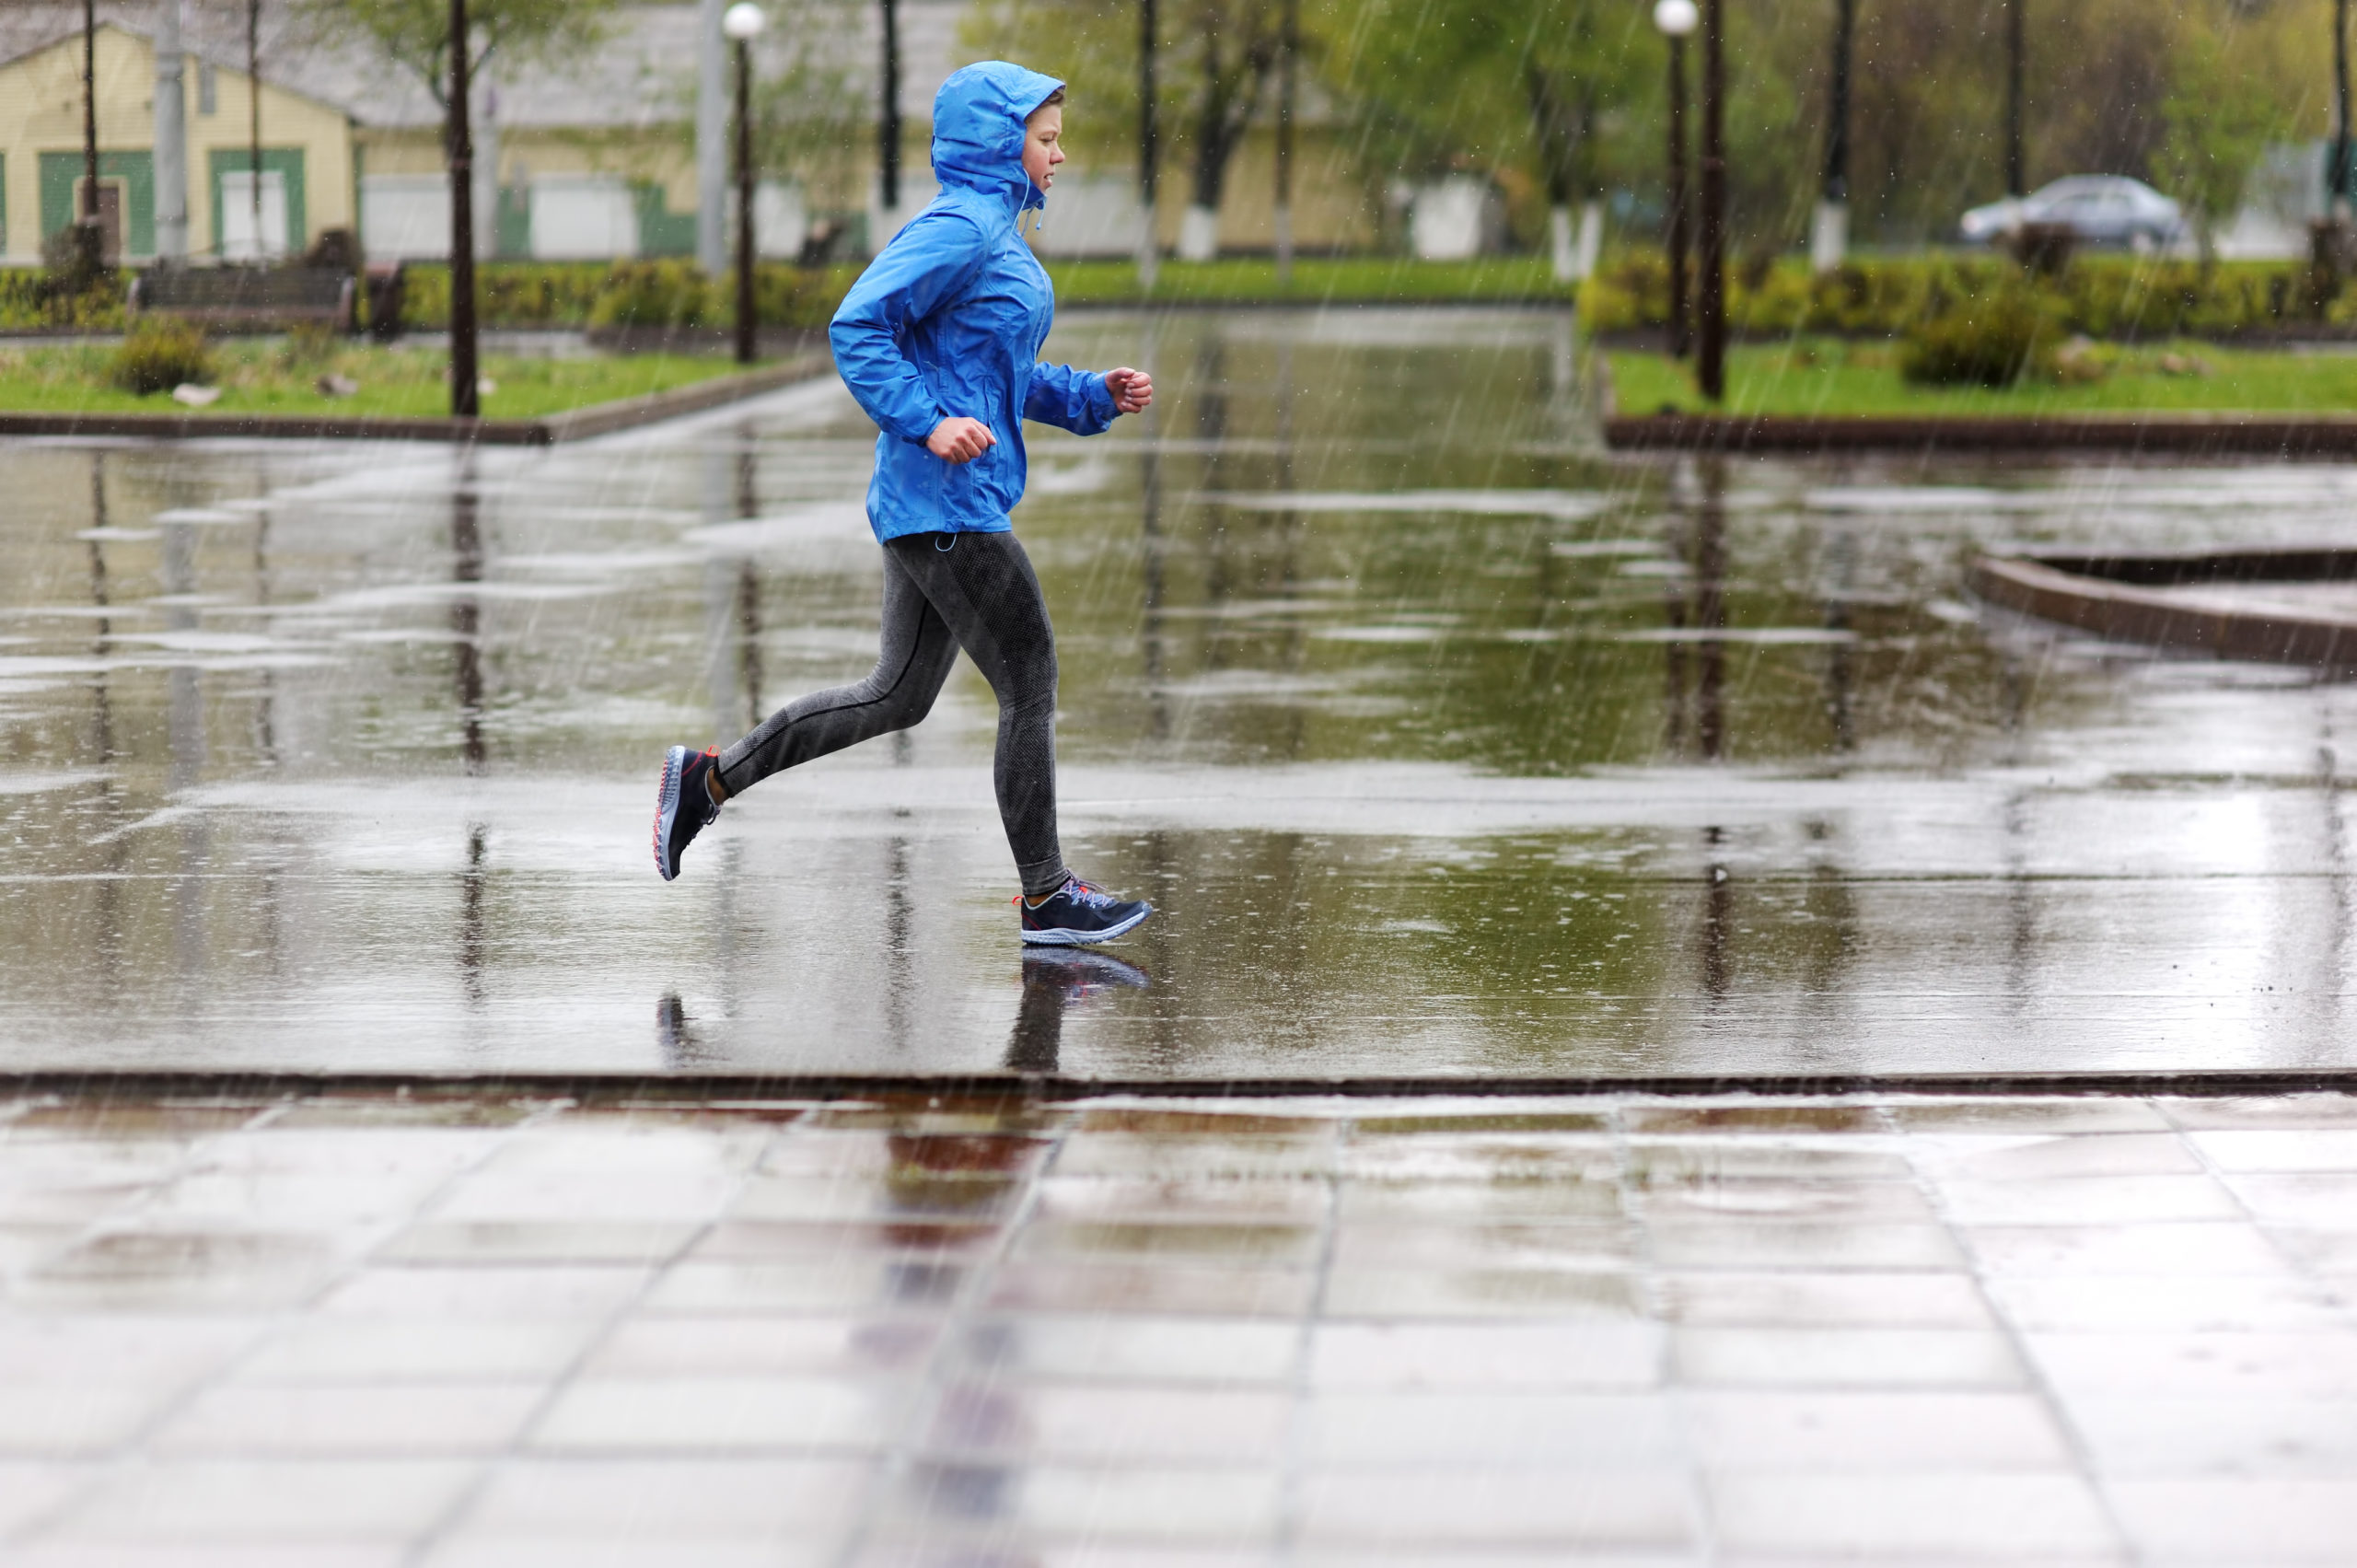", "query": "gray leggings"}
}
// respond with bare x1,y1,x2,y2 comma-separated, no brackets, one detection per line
715,530,1067,897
